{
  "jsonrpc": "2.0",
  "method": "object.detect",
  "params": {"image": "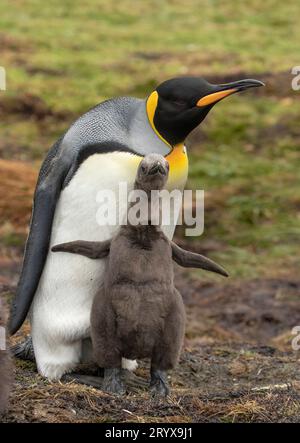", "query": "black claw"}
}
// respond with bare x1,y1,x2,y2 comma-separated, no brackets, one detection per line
150,369,170,397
